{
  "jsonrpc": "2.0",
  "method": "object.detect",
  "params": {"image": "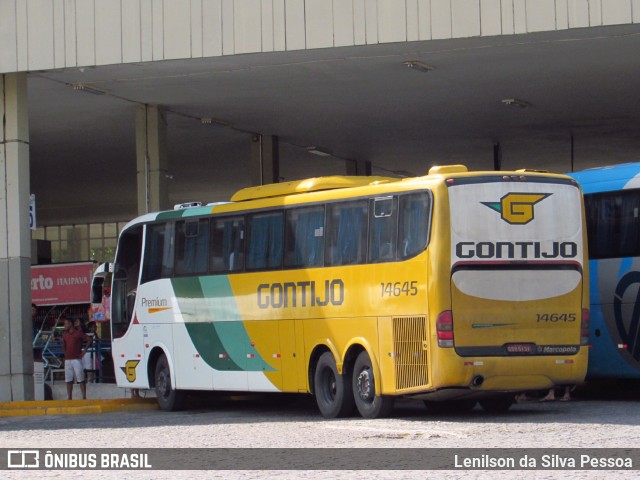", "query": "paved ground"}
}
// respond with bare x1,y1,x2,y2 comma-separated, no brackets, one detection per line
1,391,639,479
